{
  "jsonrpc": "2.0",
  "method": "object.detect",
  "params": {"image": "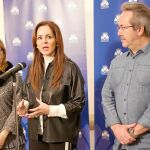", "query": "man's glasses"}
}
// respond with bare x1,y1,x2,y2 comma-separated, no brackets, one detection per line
117,25,133,31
